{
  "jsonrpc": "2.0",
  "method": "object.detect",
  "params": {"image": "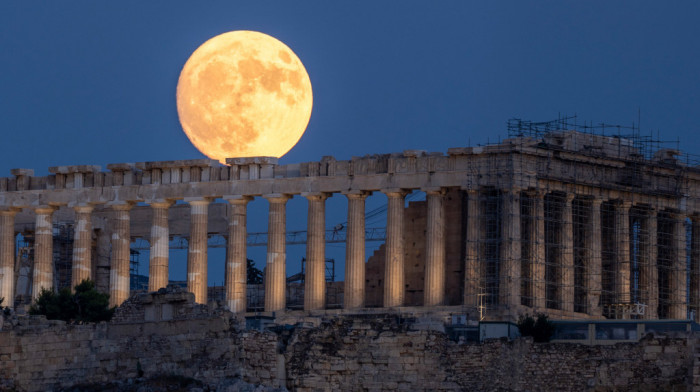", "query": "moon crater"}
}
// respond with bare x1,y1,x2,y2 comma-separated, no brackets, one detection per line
177,31,313,162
